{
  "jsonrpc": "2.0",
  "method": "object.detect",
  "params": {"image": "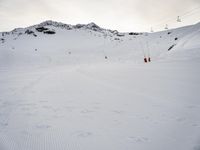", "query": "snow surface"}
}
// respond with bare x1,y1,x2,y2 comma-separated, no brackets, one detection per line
0,21,200,150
